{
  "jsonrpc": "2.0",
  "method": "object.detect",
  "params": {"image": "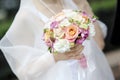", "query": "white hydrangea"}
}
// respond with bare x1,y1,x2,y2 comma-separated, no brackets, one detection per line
54,39,70,53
